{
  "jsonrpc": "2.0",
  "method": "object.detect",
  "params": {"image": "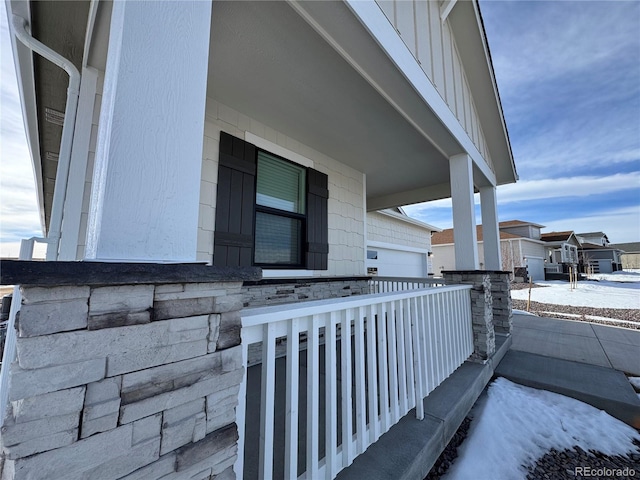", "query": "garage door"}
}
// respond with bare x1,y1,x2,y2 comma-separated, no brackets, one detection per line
525,257,545,281
367,247,426,278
